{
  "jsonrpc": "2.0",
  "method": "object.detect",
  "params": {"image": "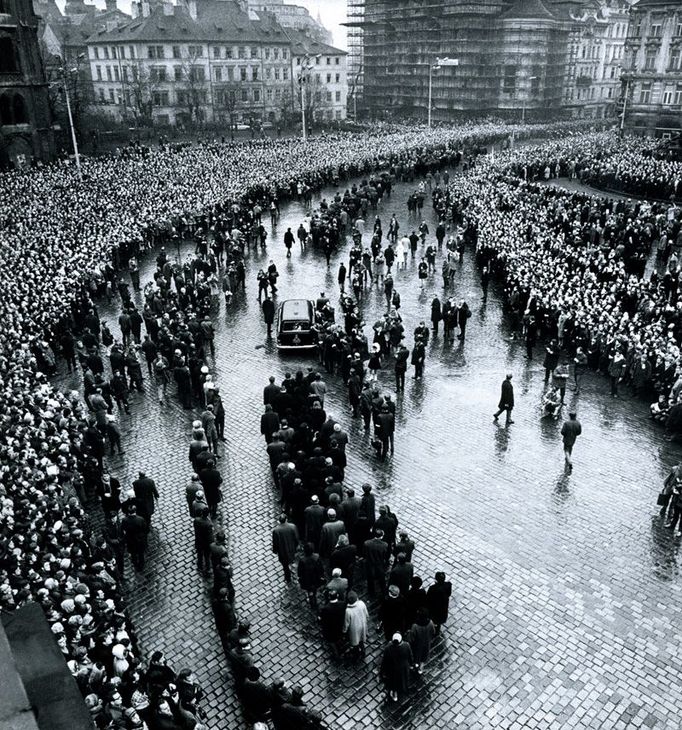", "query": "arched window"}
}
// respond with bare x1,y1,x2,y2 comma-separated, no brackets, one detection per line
0,94,12,125
12,93,26,123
